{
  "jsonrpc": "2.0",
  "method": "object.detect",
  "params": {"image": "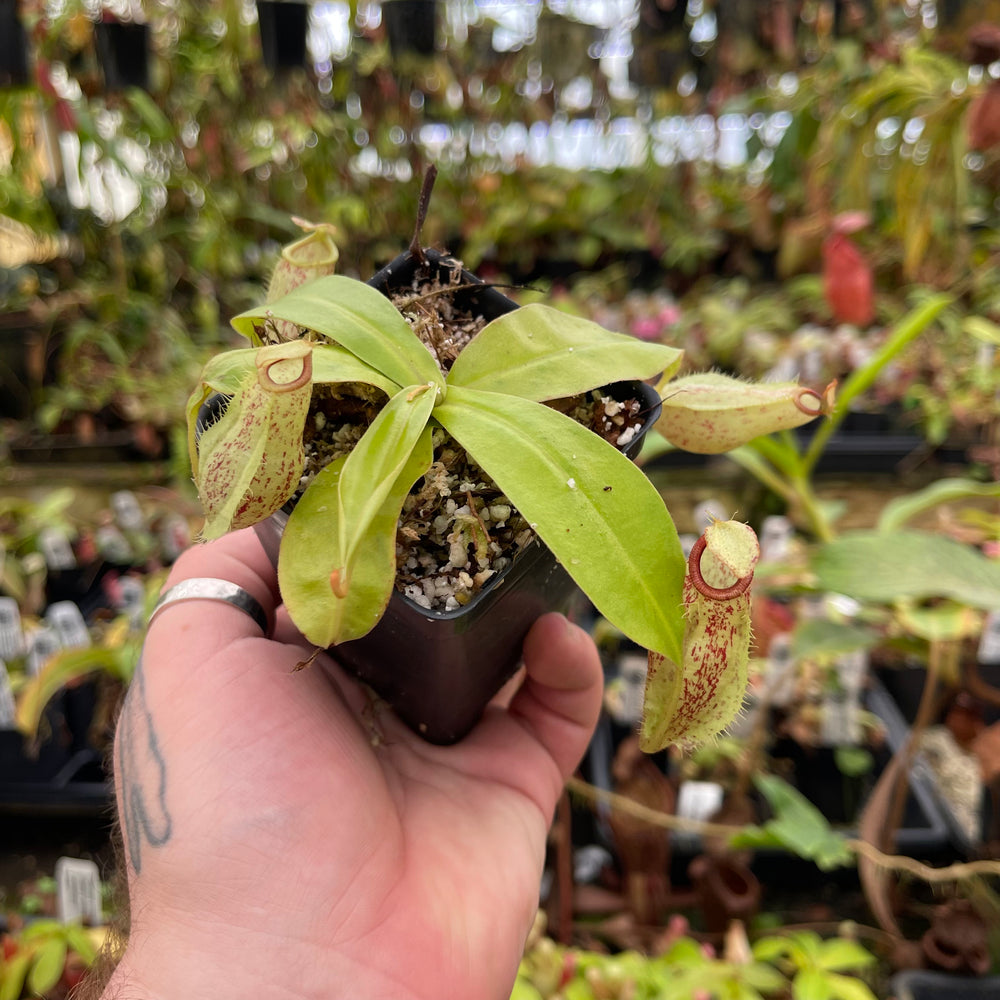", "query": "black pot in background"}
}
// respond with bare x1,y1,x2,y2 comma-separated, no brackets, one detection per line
94,19,150,92
0,0,30,88
890,971,1000,1000
256,0,310,72
252,248,662,745
382,0,437,58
